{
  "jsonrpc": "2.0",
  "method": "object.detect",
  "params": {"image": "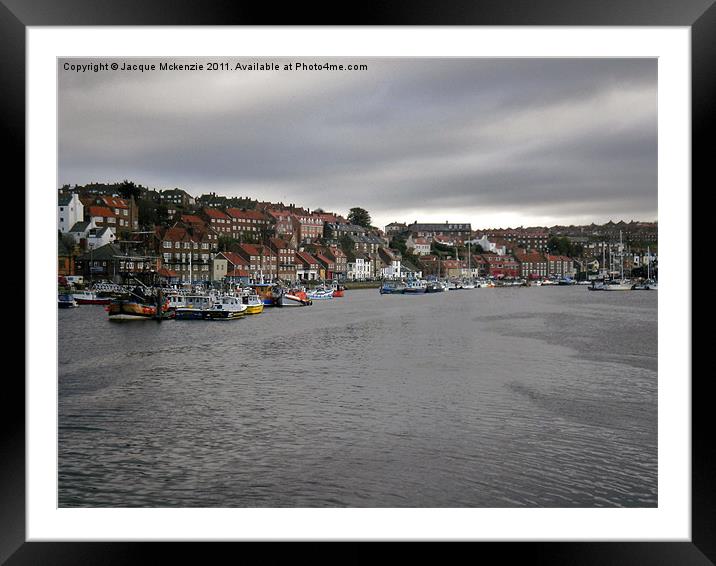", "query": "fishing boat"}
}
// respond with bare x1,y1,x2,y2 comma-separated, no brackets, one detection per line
72,290,111,305
274,287,312,307
632,279,658,291
330,283,345,297
601,279,632,291
242,293,265,314
461,280,476,289
108,296,172,320
404,279,427,294
557,277,576,286
425,281,444,293
379,281,406,294
447,280,463,290
58,294,78,308
249,283,277,306
307,287,334,300
175,295,247,320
